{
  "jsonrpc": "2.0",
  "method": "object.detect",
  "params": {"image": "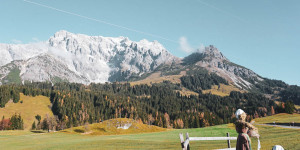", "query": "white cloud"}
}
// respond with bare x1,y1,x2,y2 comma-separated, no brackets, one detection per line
197,44,205,53
179,36,193,53
179,36,205,54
